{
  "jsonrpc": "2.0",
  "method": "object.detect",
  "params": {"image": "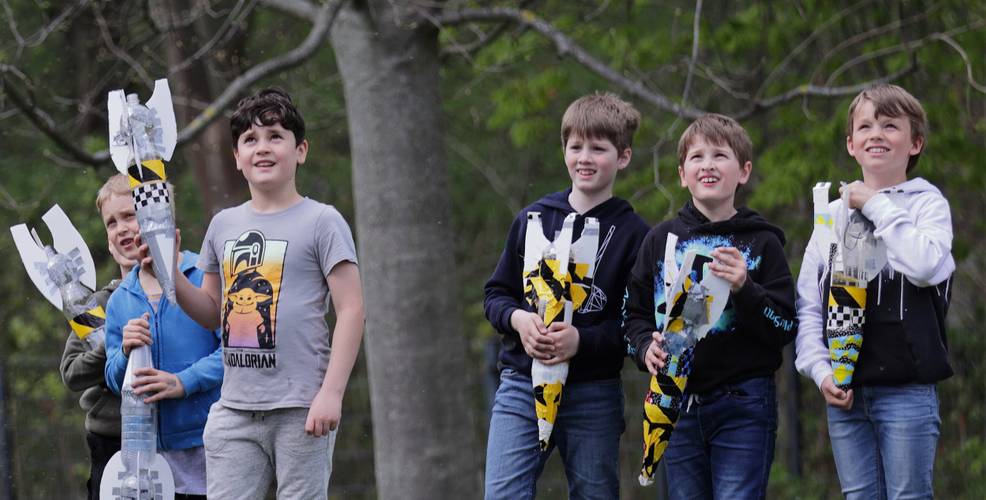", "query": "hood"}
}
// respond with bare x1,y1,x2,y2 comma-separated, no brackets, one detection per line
534,188,638,220
677,200,787,245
